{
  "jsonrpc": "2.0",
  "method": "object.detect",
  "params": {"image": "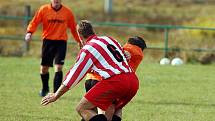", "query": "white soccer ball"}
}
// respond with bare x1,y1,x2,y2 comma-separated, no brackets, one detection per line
171,57,183,66
159,58,170,65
